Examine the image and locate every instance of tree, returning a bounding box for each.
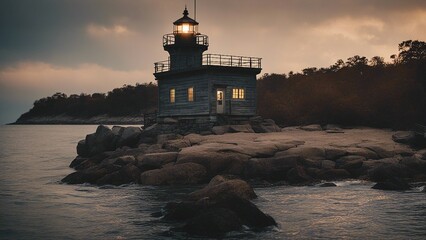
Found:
[330,59,345,72]
[370,56,385,66]
[397,40,426,64]
[302,67,317,76]
[346,55,368,67]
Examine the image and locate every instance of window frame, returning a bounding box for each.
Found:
[232,87,245,100]
[187,87,194,102]
[169,88,175,103]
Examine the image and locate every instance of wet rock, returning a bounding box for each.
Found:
[61,167,108,184]
[188,177,257,201]
[178,207,242,237]
[392,131,416,144]
[287,166,313,184]
[399,157,426,172]
[372,177,411,191]
[243,155,299,180]
[325,148,347,160]
[166,194,276,237]
[69,156,88,169]
[346,147,379,159]
[85,125,116,156]
[335,156,365,170]
[136,152,178,170]
[140,163,207,185]
[368,164,412,182]
[317,168,351,180]
[321,160,336,169]
[96,164,141,185]
[76,140,89,157]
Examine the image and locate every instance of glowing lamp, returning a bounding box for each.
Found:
[173,7,198,35]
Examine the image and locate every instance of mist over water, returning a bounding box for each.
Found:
[0,125,425,239]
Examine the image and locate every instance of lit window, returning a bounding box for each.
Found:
[188,87,194,102]
[170,88,175,103]
[232,88,245,99]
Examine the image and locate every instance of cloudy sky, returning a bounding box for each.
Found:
[1,0,425,124]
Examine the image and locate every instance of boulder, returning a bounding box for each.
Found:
[417,149,426,160]
[367,164,412,182]
[317,168,351,180]
[243,155,300,180]
[69,156,88,169]
[162,139,191,151]
[140,163,207,185]
[321,160,336,169]
[228,124,255,133]
[165,195,276,237]
[61,167,108,184]
[76,140,89,157]
[372,177,411,191]
[300,124,322,131]
[324,124,344,133]
[335,156,365,170]
[183,133,205,146]
[117,127,142,147]
[156,133,182,145]
[178,208,242,237]
[176,145,250,176]
[85,125,116,156]
[250,118,281,133]
[96,164,141,185]
[276,146,325,160]
[399,156,426,172]
[392,131,416,144]
[136,152,178,170]
[346,147,379,159]
[211,125,230,135]
[287,166,314,184]
[324,148,347,160]
[188,178,257,201]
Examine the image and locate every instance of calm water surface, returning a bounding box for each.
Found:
[0,125,425,239]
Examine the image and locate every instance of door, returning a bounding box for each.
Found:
[216,89,224,114]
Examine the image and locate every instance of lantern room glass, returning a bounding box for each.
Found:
[174,24,198,34]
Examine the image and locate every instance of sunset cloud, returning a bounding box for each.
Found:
[86,23,133,38]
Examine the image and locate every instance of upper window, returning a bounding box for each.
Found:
[170,88,175,103]
[232,88,245,99]
[188,87,194,102]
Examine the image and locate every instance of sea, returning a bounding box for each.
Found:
[0,125,425,240]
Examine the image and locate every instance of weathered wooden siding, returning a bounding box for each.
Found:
[209,72,257,116]
[158,75,210,117]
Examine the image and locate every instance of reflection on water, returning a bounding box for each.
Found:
[0,125,425,239]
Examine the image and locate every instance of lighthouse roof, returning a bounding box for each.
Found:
[173,7,199,25]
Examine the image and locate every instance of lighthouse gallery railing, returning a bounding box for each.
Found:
[154,54,262,73]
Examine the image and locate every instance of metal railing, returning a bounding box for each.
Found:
[202,54,261,69]
[163,34,209,47]
[154,54,261,73]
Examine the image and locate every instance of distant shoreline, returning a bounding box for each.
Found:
[12,114,144,125]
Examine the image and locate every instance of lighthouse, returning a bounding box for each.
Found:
[154,7,262,128]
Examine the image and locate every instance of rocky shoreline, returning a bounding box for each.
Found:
[13,114,144,125]
[61,120,426,237]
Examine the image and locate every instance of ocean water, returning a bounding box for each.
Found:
[0,125,425,240]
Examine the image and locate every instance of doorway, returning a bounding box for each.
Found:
[216,89,224,114]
